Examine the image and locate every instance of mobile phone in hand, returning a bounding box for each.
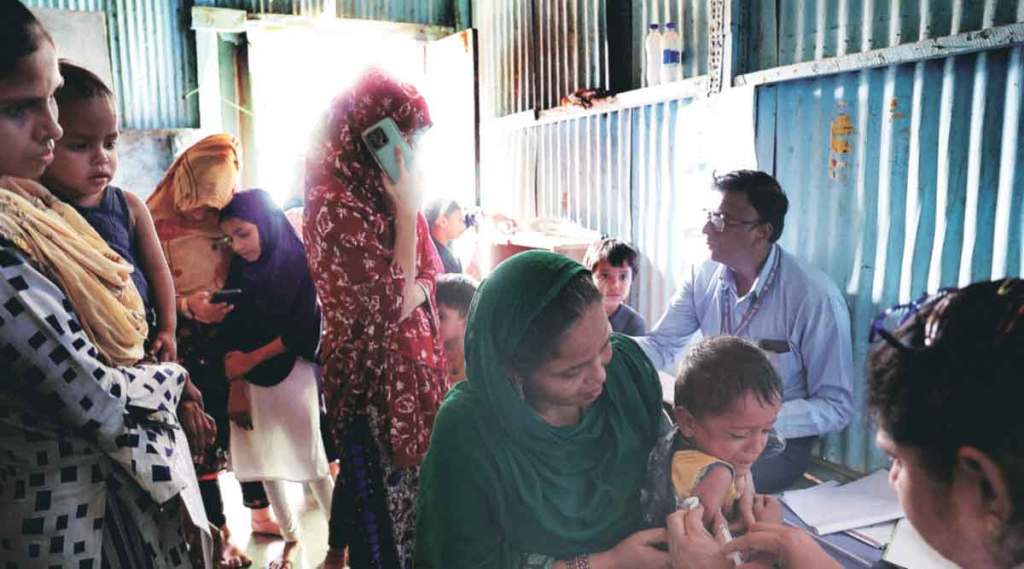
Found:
[210,289,243,304]
[361,117,414,183]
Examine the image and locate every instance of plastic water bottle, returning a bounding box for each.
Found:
[661,22,682,84]
[644,24,662,87]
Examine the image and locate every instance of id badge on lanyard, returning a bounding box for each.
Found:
[721,248,782,337]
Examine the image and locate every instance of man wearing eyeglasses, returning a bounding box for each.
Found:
[636,170,854,493]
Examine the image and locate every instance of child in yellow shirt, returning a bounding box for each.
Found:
[643,336,785,532]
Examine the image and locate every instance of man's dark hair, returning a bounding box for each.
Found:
[507,273,602,380]
[0,0,52,78]
[436,273,479,318]
[868,278,1024,550]
[582,238,640,278]
[424,198,461,229]
[712,170,789,243]
[55,61,113,106]
[675,336,782,417]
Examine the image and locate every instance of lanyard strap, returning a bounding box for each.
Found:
[722,247,782,337]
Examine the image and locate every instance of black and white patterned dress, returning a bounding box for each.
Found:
[0,241,210,568]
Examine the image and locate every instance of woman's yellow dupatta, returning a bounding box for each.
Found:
[0,177,147,366]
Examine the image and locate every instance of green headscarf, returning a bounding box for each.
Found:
[416,251,663,568]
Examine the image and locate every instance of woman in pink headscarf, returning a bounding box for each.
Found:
[304,68,447,568]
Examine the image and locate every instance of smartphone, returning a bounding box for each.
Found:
[210,289,243,304]
[361,117,414,183]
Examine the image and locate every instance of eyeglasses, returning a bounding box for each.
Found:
[869,288,956,351]
[704,209,762,233]
[869,279,1024,352]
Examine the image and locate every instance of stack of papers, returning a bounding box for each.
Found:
[781,470,960,568]
[781,470,904,535]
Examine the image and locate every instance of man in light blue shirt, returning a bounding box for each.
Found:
[637,170,854,493]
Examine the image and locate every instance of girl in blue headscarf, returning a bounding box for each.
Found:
[219,188,334,569]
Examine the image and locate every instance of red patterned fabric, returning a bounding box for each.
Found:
[304,68,447,468]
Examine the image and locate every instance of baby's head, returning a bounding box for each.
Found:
[582,238,639,316]
[41,61,118,203]
[436,273,478,350]
[674,336,783,475]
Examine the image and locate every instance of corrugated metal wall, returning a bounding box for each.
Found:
[534,110,633,239]
[629,98,714,325]
[194,0,458,25]
[25,0,198,129]
[475,0,536,117]
[761,0,1024,69]
[474,0,709,117]
[761,45,1024,471]
[474,0,612,117]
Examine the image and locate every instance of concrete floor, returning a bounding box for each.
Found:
[219,473,333,569]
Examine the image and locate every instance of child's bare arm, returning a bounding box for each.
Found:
[690,465,734,528]
[126,191,177,360]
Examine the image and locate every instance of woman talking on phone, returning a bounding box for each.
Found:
[304,68,447,569]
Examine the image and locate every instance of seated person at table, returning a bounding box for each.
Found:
[436,273,478,385]
[583,238,646,335]
[644,336,783,532]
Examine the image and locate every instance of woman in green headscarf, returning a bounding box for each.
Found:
[417,251,670,568]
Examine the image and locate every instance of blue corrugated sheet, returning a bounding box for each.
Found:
[760,45,1024,471]
[193,0,456,24]
[474,0,611,117]
[534,110,633,240]
[25,0,198,129]
[758,0,1024,69]
[475,0,535,117]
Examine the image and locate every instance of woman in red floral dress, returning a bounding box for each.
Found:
[304,68,448,569]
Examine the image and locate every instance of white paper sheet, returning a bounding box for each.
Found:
[883,518,959,569]
[780,470,904,535]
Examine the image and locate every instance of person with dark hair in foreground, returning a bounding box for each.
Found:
[668,278,1024,569]
[637,170,854,493]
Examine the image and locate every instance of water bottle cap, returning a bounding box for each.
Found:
[649,23,659,29]
[665,22,677,29]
